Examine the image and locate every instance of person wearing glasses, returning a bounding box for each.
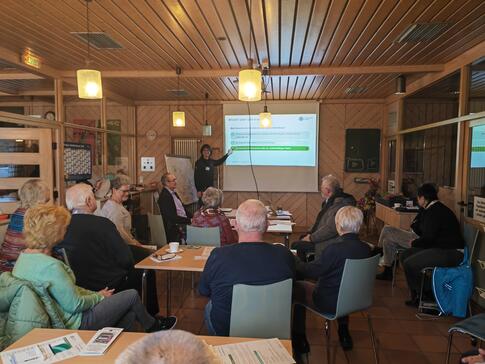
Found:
[157,173,192,242]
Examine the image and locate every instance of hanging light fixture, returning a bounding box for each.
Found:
[259,72,272,128]
[202,92,212,136]
[395,75,406,95]
[77,0,102,99]
[172,67,185,127]
[238,0,261,102]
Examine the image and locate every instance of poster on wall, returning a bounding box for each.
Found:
[473,196,485,223]
[71,119,102,166]
[64,142,92,181]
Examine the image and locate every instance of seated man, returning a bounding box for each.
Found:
[292,175,355,259]
[58,183,176,328]
[292,206,371,354]
[157,173,192,242]
[198,199,295,336]
[399,183,464,306]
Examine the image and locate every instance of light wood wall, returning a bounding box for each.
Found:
[136,101,386,229]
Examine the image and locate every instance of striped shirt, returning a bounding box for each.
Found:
[0,208,27,272]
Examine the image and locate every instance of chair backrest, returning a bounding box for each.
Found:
[186,225,221,247]
[152,193,161,215]
[147,213,167,248]
[229,278,292,339]
[334,254,380,318]
[463,223,479,264]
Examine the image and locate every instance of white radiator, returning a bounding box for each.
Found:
[172,138,199,166]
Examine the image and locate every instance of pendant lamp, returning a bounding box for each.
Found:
[395,75,406,95]
[172,67,185,127]
[259,77,272,128]
[202,92,212,136]
[77,0,102,99]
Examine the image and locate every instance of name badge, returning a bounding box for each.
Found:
[205,166,210,171]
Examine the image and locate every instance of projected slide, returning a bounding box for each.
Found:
[225,114,317,166]
[471,124,485,168]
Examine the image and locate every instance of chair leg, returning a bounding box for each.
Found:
[324,320,331,364]
[367,313,379,364]
[445,331,454,364]
[392,251,399,289]
[418,271,427,313]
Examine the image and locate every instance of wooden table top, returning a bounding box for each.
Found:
[3,328,292,363]
[134,244,211,272]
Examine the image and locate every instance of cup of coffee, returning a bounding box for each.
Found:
[168,242,179,253]
[406,200,413,208]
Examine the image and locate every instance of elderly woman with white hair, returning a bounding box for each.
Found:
[0,179,50,272]
[191,187,237,246]
[292,206,371,357]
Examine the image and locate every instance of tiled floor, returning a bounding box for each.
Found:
[154,234,475,364]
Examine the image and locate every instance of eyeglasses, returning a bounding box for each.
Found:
[167,179,177,183]
[118,189,130,193]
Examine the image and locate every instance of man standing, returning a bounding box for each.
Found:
[293,175,356,259]
[199,199,295,336]
[158,173,192,242]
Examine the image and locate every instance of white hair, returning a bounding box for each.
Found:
[321,175,340,193]
[202,187,223,208]
[65,183,94,210]
[236,199,267,233]
[335,206,363,235]
[115,330,221,364]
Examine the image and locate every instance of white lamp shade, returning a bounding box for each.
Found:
[76,69,103,99]
[238,69,262,102]
[259,111,272,128]
[173,111,186,127]
[202,124,212,136]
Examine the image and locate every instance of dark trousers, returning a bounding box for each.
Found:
[292,240,315,261]
[400,248,463,293]
[292,280,348,336]
[113,245,160,316]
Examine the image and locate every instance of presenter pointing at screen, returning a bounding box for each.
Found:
[194,144,232,202]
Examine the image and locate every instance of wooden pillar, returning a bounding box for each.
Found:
[395,99,404,195]
[101,96,108,177]
[54,79,65,206]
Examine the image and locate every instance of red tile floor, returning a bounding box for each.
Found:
[153,234,476,364]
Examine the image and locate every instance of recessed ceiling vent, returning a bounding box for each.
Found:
[167,89,189,97]
[345,86,367,95]
[395,23,450,43]
[71,32,122,49]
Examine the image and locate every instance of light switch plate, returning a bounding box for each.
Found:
[141,157,155,171]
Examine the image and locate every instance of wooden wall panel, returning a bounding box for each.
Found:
[136,101,386,228]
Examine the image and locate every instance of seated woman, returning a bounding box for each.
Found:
[399,183,464,307]
[191,187,237,246]
[12,204,175,332]
[292,206,371,355]
[0,179,50,272]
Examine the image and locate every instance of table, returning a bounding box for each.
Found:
[135,244,210,315]
[3,328,293,363]
[375,202,418,230]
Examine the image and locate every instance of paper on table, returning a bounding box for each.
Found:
[0,333,86,364]
[81,327,123,356]
[195,246,215,260]
[269,220,294,226]
[149,255,182,263]
[213,338,295,364]
[267,224,292,233]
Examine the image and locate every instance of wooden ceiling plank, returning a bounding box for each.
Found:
[161,0,223,68]
[286,76,298,99]
[320,0,366,66]
[248,0,270,67]
[318,74,342,99]
[0,71,44,80]
[299,0,331,65]
[331,0,393,66]
[289,0,314,66]
[279,0,296,67]
[375,0,474,66]
[292,75,307,99]
[262,0,279,67]
[355,0,434,66]
[310,0,348,65]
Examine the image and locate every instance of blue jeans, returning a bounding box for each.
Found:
[204,301,217,336]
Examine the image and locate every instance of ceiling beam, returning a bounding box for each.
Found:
[59,64,444,79]
[0,70,44,80]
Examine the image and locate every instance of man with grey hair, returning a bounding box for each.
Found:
[292,206,371,355]
[59,183,177,329]
[292,175,356,260]
[198,199,295,336]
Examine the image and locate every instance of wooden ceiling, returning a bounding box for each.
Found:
[0,0,484,101]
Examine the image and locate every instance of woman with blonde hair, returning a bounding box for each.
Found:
[0,179,50,272]
[12,204,174,332]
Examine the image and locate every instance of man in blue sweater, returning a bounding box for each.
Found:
[198,199,295,336]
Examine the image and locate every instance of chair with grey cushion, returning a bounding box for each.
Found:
[147,213,167,248]
[229,278,293,339]
[445,313,485,364]
[299,255,380,364]
[186,226,221,247]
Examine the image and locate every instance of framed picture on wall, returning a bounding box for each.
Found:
[71,119,102,166]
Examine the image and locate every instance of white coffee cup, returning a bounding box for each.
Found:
[169,242,180,253]
[406,200,413,208]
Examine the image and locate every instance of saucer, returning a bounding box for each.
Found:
[165,248,184,254]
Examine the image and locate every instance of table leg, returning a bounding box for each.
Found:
[141,269,147,306]
[166,271,172,316]
[284,233,290,248]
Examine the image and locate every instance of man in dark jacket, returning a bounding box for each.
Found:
[157,173,192,242]
[292,206,371,355]
[194,144,232,203]
[292,175,356,259]
[399,183,464,306]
